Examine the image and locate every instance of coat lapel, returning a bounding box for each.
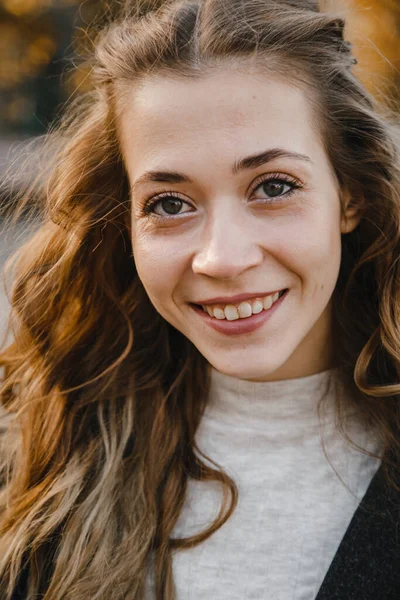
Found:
[315,462,400,599]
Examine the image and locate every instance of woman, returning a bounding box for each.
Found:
[0,0,399,598]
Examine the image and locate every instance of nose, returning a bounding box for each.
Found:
[192,207,264,280]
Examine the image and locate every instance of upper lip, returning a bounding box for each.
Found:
[194,289,287,306]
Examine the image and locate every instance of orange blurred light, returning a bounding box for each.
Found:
[3,0,52,17]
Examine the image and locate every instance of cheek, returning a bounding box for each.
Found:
[270,207,342,295]
[292,217,342,296]
[131,232,185,310]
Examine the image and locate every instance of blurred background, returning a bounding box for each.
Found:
[0,0,120,334]
[0,0,399,326]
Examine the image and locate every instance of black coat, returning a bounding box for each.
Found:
[316,462,400,600]
[10,462,400,599]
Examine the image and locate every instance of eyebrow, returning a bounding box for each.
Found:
[131,148,313,191]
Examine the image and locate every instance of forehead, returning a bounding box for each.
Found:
[118,68,323,174]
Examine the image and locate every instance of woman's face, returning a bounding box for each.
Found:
[119,67,360,382]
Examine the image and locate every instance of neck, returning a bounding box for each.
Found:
[204,366,359,434]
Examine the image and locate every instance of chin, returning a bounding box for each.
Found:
[207,355,286,382]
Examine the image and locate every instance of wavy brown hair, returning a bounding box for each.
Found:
[0,0,400,598]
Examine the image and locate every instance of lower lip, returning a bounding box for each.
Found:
[190,290,288,336]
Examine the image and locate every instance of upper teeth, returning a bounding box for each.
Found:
[202,291,283,321]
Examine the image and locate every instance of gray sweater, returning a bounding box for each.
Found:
[145,367,382,599]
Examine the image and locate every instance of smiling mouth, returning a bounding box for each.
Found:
[191,289,288,321]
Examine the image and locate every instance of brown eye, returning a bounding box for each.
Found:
[141,191,194,219]
[251,175,301,203]
[262,180,290,197]
[156,198,183,215]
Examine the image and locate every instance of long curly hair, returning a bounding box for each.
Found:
[0,0,400,598]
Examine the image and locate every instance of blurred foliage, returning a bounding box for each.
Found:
[0,0,116,135]
[0,0,399,137]
[323,0,400,110]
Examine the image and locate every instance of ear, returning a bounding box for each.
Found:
[340,188,364,234]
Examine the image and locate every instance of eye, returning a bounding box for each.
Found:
[251,174,302,202]
[141,191,193,217]
[257,180,291,197]
[140,173,303,219]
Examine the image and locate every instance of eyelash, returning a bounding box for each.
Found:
[140,172,303,219]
